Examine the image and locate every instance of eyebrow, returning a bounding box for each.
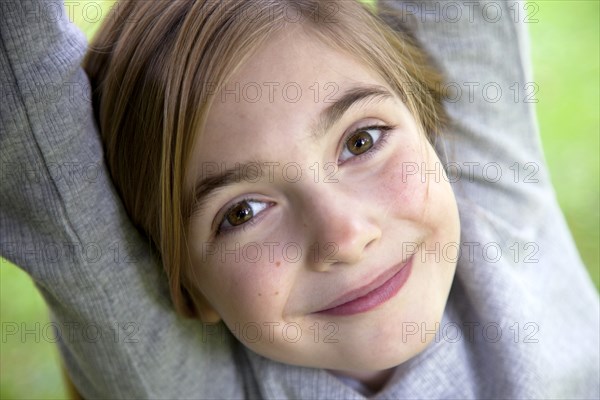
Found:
[311,84,394,138]
[191,162,264,216]
[191,84,394,214]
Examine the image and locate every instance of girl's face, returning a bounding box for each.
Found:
[185,28,460,381]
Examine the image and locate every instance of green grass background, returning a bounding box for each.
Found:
[1,1,598,398]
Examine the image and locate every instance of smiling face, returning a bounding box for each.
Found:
[184,26,460,381]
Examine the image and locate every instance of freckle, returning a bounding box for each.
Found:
[258,293,262,296]
[275,261,281,267]
[275,291,279,295]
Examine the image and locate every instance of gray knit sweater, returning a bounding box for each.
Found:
[1,0,598,398]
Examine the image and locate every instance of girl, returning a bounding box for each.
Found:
[83,0,459,390]
[1,0,598,398]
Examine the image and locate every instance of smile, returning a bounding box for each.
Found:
[314,255,414,317]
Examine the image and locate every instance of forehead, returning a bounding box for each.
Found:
[189,27,391,175]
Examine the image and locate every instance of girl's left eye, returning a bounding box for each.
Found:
[339,125,392,163]
[217,199,270,234]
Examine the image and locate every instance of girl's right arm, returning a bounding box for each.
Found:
[0,1,242,397]
[379,1,599,398]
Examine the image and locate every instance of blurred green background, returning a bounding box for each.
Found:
[1,1,598,398]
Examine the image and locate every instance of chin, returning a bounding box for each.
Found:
[356,331,434,371]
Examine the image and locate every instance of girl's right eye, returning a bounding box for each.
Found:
[217,199,270,234]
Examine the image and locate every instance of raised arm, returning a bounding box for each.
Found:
[378,1,599,398]
[0,1,241,397]
[379,0,552,222]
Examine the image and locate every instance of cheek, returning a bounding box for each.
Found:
[372,138,459,244]
[195,243,296,322]
[373,140,431,220]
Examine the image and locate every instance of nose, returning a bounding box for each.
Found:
[298,183,382,271]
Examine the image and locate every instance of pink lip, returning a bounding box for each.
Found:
[314,255,414,316]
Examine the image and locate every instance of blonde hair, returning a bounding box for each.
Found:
[84,0,446,319]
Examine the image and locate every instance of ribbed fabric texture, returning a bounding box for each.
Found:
[1,1,598,398]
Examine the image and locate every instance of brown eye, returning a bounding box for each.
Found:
[339,126,389,163]
[226,201,253,226]
[218,199,270,234]
[346,130,374,155]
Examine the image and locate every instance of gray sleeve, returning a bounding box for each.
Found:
[0,1,242,398]
[381,1,599,398]
[381,0,553,223]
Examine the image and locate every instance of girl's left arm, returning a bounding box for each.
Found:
[0,1,242,397]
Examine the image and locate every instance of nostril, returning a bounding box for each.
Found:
[308,241,338,265]
[365,237,378,250]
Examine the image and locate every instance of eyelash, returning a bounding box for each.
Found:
[213,123,395,237]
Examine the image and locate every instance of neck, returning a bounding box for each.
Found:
[328,367,396,393]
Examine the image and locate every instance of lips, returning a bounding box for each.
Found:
[314,254,415,316]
